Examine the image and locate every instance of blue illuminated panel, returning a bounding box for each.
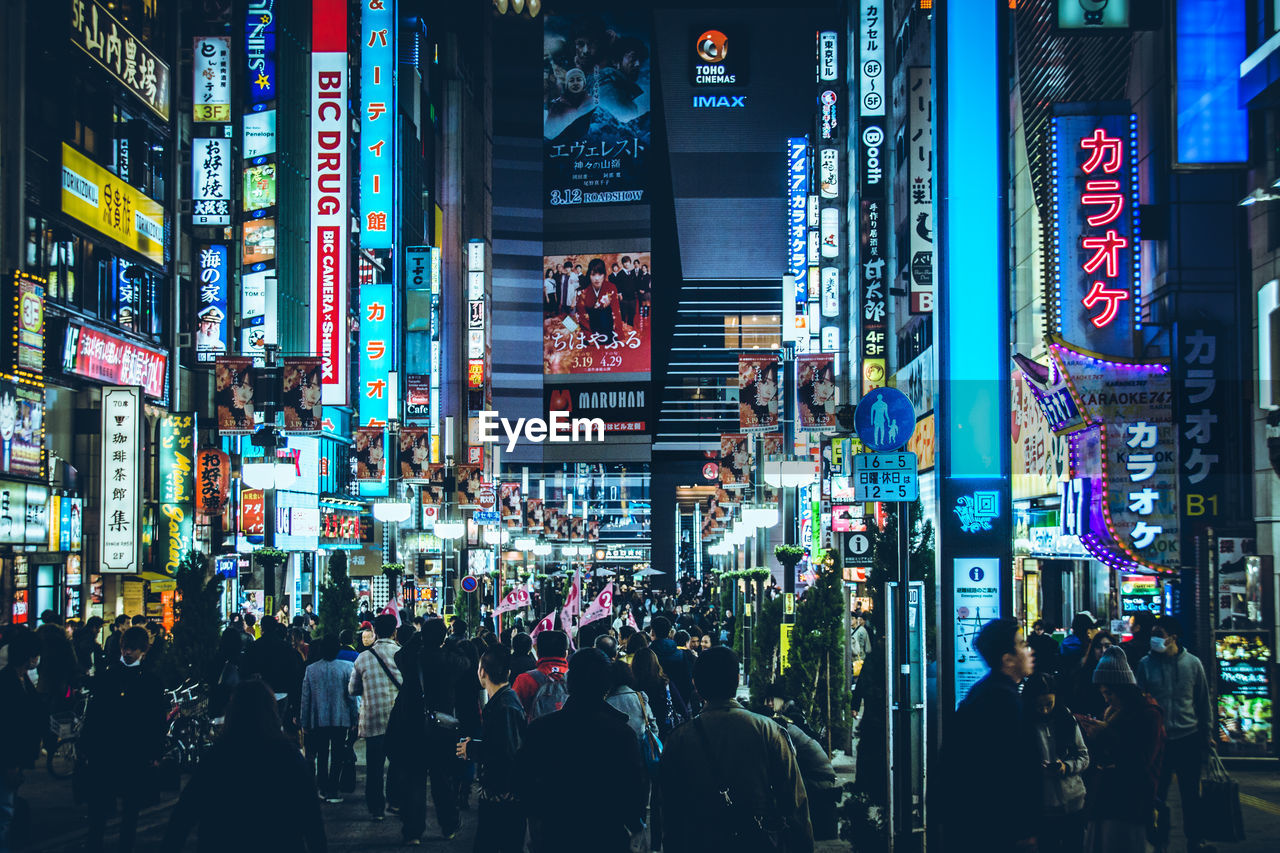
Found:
[1176,0,1247,165]
[941,1,1002,478]
[360,0,396,249]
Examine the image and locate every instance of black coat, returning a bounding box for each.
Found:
[469,685,526,797]
[241,636,305,716]
[80,662,168,770]
[517,696,647,853]
[163,736,326,852]
[0,665,44,770]
[509,651,537,677]
[943,673,1040,849]
[651,638,694,713]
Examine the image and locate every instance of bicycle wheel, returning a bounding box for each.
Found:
[47,738,77,779]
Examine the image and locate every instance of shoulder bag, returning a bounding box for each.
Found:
[692,717,787,852]
[638,692,663,777]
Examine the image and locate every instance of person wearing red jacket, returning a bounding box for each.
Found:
[512,630,569,717]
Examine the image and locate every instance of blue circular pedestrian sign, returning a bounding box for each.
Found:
[854,387,916,452]
[460,575,479,594]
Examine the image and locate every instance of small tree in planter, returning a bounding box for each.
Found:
[381,562,406,606]
[156,551,223,686]
[317,550,358,639]
[253,546,289,611]
[784,550,852,754]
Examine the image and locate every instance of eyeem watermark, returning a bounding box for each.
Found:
[477,410,605,452]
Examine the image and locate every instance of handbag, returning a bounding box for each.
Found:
[1199,750,1246,842]
[638,693,663,776]
[338,743,358,793]
[692,718,786,852]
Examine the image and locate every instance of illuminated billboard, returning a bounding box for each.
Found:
[61,144,164,265]
[544,251,650,375]
[544,14,650,206]
[360,0,395,248]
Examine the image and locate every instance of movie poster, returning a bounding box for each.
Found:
[525,497,545,533]
[214,357,256,435]
[281,357,322,434]
[416,464,447,502]
[397,428,431,482]
[544,251,651,375]
[543,13,650,206]
[739,354,780,432]
[588,514,601,541]
[353,428,385,481]
[455,465,483,506]
[500,483,522,528]
[702,493,726,538]
[720,434,751,489]
[796,353,837,430]
[546,506,564,540]
[761,433,783,505]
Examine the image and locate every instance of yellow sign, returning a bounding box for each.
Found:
[61,143,165,265]
[784,592,795,615]
[780,623,794,672]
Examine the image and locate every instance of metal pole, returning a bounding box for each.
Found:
[891,501,913,849]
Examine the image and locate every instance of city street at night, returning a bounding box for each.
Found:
[1,1,1279,852]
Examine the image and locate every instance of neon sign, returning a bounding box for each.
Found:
[360,0,395,249]
[1051,112,1140,358]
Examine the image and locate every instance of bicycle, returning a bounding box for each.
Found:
[47,687,90,779]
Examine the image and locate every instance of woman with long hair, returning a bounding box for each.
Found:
[1068,630,1114,721]
[630,647,688,739]
[163,680,326,851]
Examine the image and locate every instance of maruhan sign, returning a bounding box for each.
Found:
[477,410,606,452]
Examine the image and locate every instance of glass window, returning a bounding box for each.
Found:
[723,315,740,349]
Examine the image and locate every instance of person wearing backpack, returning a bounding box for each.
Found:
[512,629,570,722]
[517,649,648,853]
[347,614,400,820]
[660,646,813,853]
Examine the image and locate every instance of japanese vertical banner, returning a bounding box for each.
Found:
[797,353,838,430]
[100,387,142,572]
[311,0,349,404]
[281,357,323,434]
[1051,112,1140,358]
[739,354,780,432]
[158,413,196,576]
[196,447,231,515]
[720,434,751,490]
[215,357,257,435]
[908,67,933,315]
[360,283,395,427]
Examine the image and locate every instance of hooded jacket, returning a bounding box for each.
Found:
[1136,646,1211,741]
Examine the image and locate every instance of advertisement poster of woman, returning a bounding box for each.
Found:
[719,434,751,489]
[455,465,484,506]
[398,429,432,482]
[738,354,780,432]
[796,353,838,430]
[500,483,523,528]
[353,428,386,481]
[525,498,545,533]
[214,357,256,435]
[543,251,651,375]
[281,357,323,434]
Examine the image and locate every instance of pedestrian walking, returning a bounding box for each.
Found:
[511,629,569,722]
[1136,616,1215,852]
[348,614,401,820]
[0,631,44,852]
[1076,647,1166,853]
[457,645,527,852]
[300,635,357,803]
[162,680,326,852]
[1022,673,1089,853]
[763,683,838,841]
[942,617,1039,853]
[649,616,696,714]
[1066,630,1114,721]
[660,646,814,853]
[508,632,537,677]
[518,649,648,853]
[1028,619,1060,676]
[81,627,168,853]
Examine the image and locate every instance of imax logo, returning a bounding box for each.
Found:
[693,95,746,108]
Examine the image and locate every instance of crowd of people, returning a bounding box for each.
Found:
[947,611,1217,853]
[0,580,838,853]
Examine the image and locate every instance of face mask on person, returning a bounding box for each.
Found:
[1149,636,1166,654]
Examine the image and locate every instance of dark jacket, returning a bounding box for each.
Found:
[660,699,814,853]
[1083,694,1165,824]
[944,673,1040,849]
[163,736,326,852]
[650,638,694,711]
[469,686,526,798]
[1028,631,1059,676]
[0,665,44,771]
[241,635,305,717]
[518,696,647,853]
[1056,633,1088,676]
[80,662,168,771]
[775,714,837,792]
[509,651,537,677]
[35,623,79,700]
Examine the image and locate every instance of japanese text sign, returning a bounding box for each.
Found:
[360,0,395,249]
[1051,112,1140,357]
[360,283,395,428]
[61,143,164,265]
[71,0,170,120]
[193,37,231,122]
[192,138,232,226]
[158,413,195,576]
[195,245,229,362]
[99,386,141,572]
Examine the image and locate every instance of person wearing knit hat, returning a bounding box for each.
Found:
[1078,646,1167,853]
[1091,645,1137,686]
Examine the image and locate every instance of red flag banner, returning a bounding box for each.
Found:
[581,581,614,626]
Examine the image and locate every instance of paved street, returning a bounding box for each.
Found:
[11,745,1278,851]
